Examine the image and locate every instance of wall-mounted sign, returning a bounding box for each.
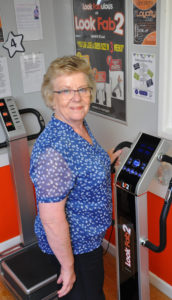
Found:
[0,57,11,97]
[73,0,126,122]
[20,53,45,93]
[132,53,155,103]
[133,0,157,45]
[3,31,25,58]
[14,0,43,41]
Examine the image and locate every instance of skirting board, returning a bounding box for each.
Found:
[0,236,21,253]
[102,239,172,299]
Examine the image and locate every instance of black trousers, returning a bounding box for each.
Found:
[49,246,105,300]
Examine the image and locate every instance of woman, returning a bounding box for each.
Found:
[30,55,121,299]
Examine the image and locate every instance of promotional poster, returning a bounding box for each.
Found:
[73,0,126,122]
[133,0,157,45]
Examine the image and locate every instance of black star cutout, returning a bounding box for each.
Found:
[3,31,25,58]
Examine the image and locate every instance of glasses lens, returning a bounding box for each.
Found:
[78,87,91,97]
[54,87,92,99]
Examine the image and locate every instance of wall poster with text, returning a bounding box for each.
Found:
[133,0,157,45]
[73,0,126,122]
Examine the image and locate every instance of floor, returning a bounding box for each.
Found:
[0,252,171,300]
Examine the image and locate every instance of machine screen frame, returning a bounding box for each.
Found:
[117,133,161,193]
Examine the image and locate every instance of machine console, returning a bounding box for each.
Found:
[117,133,161,193]
[0,97,26,141]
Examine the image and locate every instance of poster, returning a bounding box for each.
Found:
[0,57,11,98]
[73,0,126,122]
[14,0,43,41]
[133,0,157,45]
[132,53,155,103]
[0,16,4,42]
[20,53,45,93]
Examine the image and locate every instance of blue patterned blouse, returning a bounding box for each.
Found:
[30,115,112,255]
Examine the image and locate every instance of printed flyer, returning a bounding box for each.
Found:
[133,0,157,45]
[73,0,126,122]
[132,53,155,103]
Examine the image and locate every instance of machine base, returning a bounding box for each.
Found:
[1,244,58,300]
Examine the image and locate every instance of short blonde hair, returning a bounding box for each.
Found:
[41,55,96,109]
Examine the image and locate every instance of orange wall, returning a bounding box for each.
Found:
[1,167,172,285]
[147,191,172,286]
[0,165,19,242]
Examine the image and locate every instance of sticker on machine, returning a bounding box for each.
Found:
[118,216,137,279]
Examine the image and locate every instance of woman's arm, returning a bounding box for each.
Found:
[39,198,76,298]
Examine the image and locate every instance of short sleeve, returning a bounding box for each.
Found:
[30,147,75,202]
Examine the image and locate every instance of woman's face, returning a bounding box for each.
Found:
[52,72,91,127]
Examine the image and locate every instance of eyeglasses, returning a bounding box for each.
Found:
[53,87,92,100]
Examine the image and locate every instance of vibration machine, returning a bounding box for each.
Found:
[113,132,172,300]
[0,97,58,300]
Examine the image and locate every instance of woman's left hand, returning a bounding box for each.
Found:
[107,148,122,166]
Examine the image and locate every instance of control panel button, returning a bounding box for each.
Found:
[127,157,133,165]
[132,159,141,168]
[141,163,146,170]
[2,112,8,117]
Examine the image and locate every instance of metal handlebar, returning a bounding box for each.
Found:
[142,155,172,253]
[111,141,132,173]
[0,141,8,149]
[19,108,45,141]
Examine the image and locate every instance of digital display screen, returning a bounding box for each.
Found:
[117,133,161,193]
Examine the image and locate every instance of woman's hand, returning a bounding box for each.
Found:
[107,148,122,166]
[57,265,76,298]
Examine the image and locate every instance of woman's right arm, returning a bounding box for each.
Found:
[39,198,76,298]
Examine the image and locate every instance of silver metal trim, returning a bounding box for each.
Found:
[135,193,150,300]
[41,291,58,300]
[114,184,120,300]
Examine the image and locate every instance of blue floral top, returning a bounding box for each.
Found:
[30,115,112,255]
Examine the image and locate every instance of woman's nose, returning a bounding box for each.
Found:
[72,90,81,101]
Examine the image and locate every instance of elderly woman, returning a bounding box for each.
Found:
[30,55,121,299]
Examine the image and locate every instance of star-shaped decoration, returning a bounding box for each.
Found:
[3,31,25,58]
